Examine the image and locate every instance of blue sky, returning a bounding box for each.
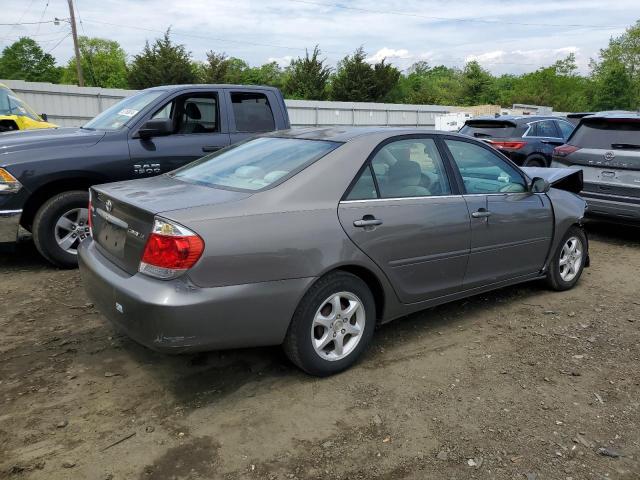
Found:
[1,0,638,75]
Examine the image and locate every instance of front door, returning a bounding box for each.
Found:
[128,90,230,177]
[443,137,554,289]
[338,136,470,304]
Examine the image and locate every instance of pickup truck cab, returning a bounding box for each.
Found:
[0,84,290,266]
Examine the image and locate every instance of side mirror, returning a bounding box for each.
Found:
[137,118,173,139]
[530,177,550,193]
[40,113,48,122]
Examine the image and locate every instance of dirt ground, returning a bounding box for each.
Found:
[0,222,638,480]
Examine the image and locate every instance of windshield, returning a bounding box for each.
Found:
[83,90,165,130]
[172,137,341,191]
[0,86,41,120]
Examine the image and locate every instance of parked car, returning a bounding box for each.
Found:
[0,82,56,132]
[0,84,290,266]
[459,115,575,167]
[79,127,589,376]
[551,112,640,223]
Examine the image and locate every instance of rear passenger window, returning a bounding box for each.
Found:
[346,166,377,200]
[231,92,275,132]
[346,138,451,200]
[534,120,559,137]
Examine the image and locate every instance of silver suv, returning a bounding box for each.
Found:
[552,112,640,223]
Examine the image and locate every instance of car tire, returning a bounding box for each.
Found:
[545,225,587,291]
[524,155,547,167]
[283,271,376,376]
[33,190,90,268]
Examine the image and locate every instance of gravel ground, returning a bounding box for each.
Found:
[0,221,638,480]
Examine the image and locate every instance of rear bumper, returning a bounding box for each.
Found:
[582,192,640,222]
[78,240,315,353]
[0,209,21,243]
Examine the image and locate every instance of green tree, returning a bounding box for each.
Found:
[591,58,635,110]
[61,36,127,88]
[591,21,640,108]
[127,29,197,89]
[461,60,496,105]
[330,47,376,101]
[398,63,463,105]
[283,46,331,99]
[0,37,61,82]
[331,47,400,102]
[199,51,233,83]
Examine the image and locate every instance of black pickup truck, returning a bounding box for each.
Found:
[0,84,290,266]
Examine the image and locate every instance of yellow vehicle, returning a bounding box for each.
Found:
[0,83,56,132]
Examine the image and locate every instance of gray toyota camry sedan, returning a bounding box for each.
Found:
[79,128,589,376]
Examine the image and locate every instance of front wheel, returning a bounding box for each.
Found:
[545,226,587,291]
[32,190,90,268]
[283,272,376,376]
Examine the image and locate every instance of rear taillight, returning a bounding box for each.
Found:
[553,144,580,157]
[139,218,204,280]
[487,140,527,150]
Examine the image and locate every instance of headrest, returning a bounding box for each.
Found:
[185,102,202,120]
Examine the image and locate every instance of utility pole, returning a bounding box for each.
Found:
[67,0,84,87]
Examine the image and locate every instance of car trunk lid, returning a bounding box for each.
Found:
[90,174,251,275]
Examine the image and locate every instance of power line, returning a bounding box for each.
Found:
[81,19,354,56]
[35,0,51,35]
[0,19,57,26]
[287,0,629,30]
[46,33,71,53]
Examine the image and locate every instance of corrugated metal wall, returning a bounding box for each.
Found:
[2,79,452,128]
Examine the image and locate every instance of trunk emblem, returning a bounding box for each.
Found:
[105,199,113,212]
[604,151,615,161]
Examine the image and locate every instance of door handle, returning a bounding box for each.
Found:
[353,216,383,227]
[202,146,221,152]
[471,209,491,218]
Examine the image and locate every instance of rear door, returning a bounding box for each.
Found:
[525,119,565,152]
[338,136,470,303]
[442,137,553,288]
[128,89,230,176]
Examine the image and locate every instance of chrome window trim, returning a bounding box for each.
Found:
[340,194,463,204]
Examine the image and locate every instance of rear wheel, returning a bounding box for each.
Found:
[545,226,587,291]
[32,190,90,268]
[524,155,547,167]
[283,272,376,376]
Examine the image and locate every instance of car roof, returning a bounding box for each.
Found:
[579,111,640,121]
[262,127,469,143]
[145,84,282,92]
[466,115,560,124]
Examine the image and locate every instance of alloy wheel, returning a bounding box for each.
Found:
[54,208,90,255]
[311,291,366,361]
[559,236,583,282]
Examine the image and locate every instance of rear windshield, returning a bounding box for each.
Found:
[172,137,340,191]
[570,119,640,149]
[459,122,518,138]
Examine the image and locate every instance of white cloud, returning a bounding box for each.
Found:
[267,55,294,67]
[366,48,411,64]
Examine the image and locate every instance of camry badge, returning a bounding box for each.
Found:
[105,199,113,213]
[604,151,615,161]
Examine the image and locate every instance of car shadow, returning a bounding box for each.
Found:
[112,279,551,411]
[0,239,60,271]
[585,219,640,247]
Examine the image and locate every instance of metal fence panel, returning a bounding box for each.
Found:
[2,79,453,128]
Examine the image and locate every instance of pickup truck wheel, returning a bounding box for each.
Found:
[33,190,90,268]
[283,272,375,376]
